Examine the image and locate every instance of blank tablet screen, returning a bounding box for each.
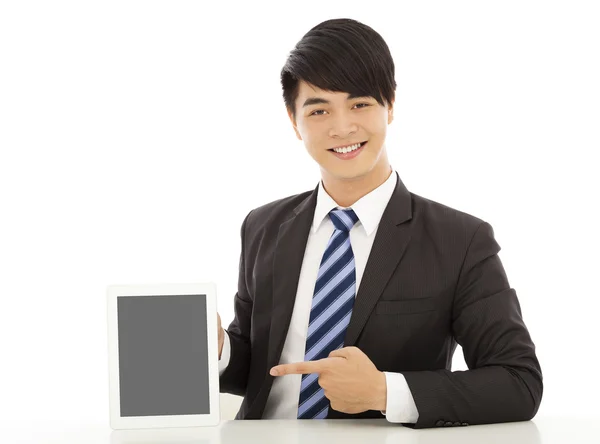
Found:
[117,294,211,417]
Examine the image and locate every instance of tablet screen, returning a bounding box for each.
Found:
[117,294,211,417]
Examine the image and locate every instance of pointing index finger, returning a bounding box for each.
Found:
[270,359,327,376]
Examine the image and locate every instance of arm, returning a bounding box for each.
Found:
[401,222,543,428]
[219,210,254,397]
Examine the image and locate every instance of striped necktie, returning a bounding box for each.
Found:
[297,208,359,419]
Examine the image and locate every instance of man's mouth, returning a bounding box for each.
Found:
[328,141,367,154]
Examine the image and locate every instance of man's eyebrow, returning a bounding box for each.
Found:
[301,93,372,108]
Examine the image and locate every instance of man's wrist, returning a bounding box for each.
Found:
[372,371,387,411]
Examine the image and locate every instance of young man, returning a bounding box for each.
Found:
[216,18,542,429]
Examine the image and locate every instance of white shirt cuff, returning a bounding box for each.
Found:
[218,330,231,375]
[380,372,419,423]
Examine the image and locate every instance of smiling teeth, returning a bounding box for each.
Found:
[332,143,362,153]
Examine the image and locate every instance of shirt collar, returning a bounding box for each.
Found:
[312,168,398,236]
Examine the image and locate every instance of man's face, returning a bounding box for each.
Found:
[288,80,394,181]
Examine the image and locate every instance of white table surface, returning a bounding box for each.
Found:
[4,417,599,444]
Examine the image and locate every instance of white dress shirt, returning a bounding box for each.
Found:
[219,168,419,423]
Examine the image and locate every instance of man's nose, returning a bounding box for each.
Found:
[329,111,358,138]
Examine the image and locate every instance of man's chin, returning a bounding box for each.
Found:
[322,166,371,182]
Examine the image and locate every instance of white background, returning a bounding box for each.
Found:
[1,0,599,432]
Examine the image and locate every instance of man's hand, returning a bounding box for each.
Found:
[217,312,224,359]
[269,346,387,414]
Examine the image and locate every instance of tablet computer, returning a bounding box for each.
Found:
[107,282,220,429]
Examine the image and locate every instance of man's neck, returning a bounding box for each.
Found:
[321,164,392,208]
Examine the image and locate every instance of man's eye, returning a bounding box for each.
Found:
[310,103,370,116]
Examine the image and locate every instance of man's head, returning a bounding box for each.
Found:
[281,18,396,183]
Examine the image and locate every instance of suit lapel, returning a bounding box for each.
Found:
[344,174,413,345]
[267,186,318,369]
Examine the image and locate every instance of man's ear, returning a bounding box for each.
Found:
[287,108,302,141]
[387,99,395,125]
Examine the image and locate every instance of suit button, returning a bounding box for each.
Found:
[444,421,453,427]
[461,422,469,426]
[453,421,461,426]
[435,420,444,427]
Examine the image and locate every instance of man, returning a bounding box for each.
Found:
[216,18,542,429]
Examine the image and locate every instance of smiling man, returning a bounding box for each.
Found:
[216,18,543,429]
[290,84,393,208]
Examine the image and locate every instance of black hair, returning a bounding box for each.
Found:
[281,18,397,120]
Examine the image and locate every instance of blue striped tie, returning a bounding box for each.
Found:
[297,208,359,419]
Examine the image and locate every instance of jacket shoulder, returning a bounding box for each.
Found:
[410,192,487,235]
[244,189,314,233]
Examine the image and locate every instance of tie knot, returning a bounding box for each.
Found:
[329,208,359,232]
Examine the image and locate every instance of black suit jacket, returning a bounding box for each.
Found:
[219,172,543,428]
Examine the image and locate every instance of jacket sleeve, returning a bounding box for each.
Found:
[401,221,543,429]
[219,210,254,396]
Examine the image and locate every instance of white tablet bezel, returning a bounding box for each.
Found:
[107,282,220,429]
